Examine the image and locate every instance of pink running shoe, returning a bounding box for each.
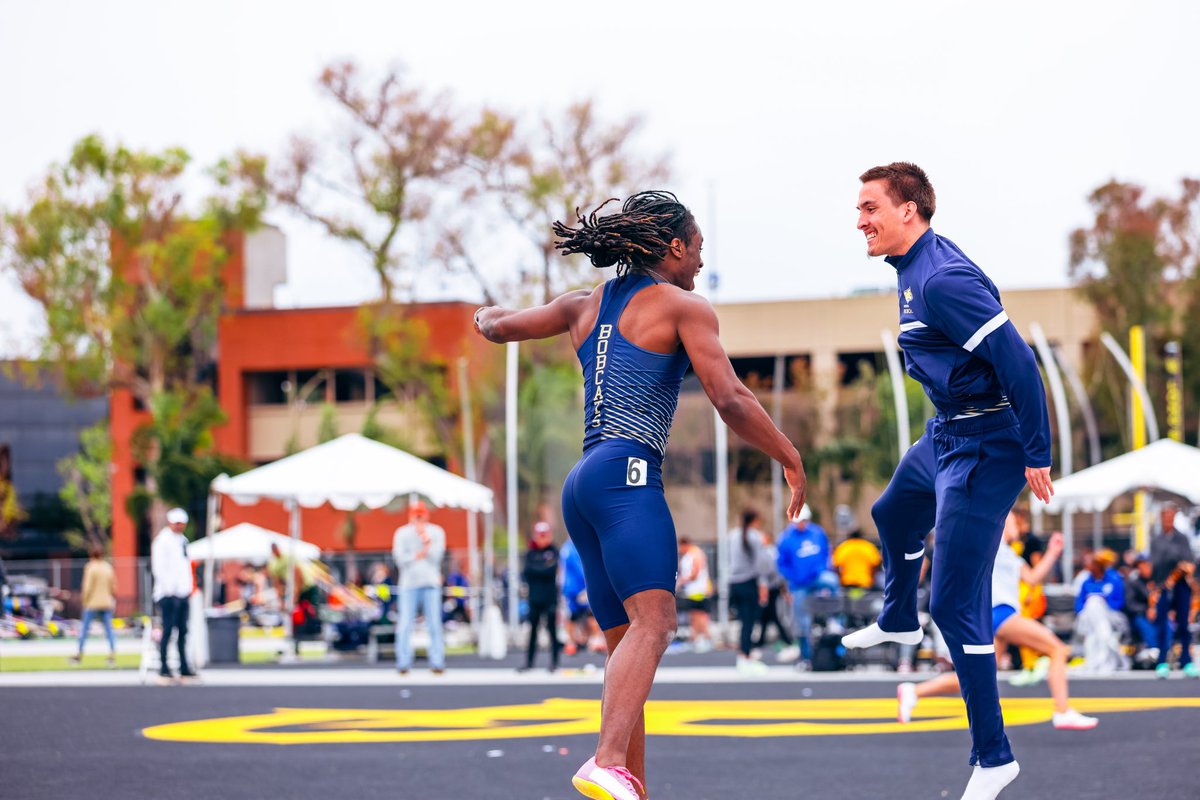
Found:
[572,757,645,800]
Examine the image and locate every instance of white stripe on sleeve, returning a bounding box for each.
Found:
[962,311,1009,353]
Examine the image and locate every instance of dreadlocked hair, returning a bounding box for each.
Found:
[552,190,697,276]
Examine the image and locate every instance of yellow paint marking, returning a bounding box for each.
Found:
[142,696,1200,745]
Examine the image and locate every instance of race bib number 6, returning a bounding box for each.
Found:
[626,457,647,487]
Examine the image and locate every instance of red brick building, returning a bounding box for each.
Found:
[109,228,497,606]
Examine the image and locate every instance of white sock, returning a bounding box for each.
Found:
[842,623,922,649]
[960,761,1020,800]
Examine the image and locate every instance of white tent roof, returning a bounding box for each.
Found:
[186,523,321,563]
[1045,439,1200,513]
[210,433,494,513]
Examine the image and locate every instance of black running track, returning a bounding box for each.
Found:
[2,678,1197,799]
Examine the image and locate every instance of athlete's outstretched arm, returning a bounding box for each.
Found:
[676,295,806,517]
[1020,532,1063,587]
[474,290,591,343]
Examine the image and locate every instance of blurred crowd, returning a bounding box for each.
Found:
[10,496,1196,681]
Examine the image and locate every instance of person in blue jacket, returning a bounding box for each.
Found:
[1074,549,1124,614]
[842,163,1055,800]
[776,504,831,668]
[560,538,598,654]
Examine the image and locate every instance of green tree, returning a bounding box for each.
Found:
[1069,178,1200,448]
[126,390,249,529]
[233,61,478,462]
[57,421,113,550]
[317,402,340,443]
[513,342,582,520]
[0,135,264,534]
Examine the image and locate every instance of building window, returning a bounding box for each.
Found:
[246,371,290,405]
[334,370,368,403]
[838,352,884,386]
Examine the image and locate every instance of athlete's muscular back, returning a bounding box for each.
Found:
[563,282,695,355]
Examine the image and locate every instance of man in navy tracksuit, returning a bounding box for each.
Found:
[843,163,1054,800]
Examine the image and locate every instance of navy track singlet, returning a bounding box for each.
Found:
[577,274,691,458]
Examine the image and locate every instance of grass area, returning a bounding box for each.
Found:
[0,653,142,672]
[0,648,321,672]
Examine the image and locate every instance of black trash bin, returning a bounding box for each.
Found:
[206,614,240,664]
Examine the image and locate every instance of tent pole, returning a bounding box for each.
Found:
[770,354,785,536]
[483,510,495,610]
[203,491,218,611]
[882,329,912,463]
[715,407,730,629]
[458,357,481,630]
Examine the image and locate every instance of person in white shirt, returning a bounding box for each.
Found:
[392,500,446,674]
[151,507,195,678]
[897,510,1097,731]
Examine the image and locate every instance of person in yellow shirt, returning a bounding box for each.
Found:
[833,530,882,590]
[70,545,117,666]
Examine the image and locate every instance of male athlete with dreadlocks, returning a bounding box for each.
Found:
[844,163,1054,800]
[475,191,806,800]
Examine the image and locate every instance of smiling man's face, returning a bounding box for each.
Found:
[857,179,916,257]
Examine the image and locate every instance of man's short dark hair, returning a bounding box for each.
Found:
[860,162,936,221]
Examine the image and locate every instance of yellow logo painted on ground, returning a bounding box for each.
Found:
[141,696,1200,745]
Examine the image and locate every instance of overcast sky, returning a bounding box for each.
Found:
[2,1,1198,355]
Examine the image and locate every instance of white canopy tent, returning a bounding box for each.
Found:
[1040,439,1200,569]
[206,433,496,642]
[1044,439,1200,514]
[186,522,320,563]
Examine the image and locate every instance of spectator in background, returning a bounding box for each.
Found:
[1011,508,1044,568]
[1124,556,1157,655]
[70,545,117,666]
[561,538,601,655]
[833,529,882,591]
[444,555,471,625]
[776,504,830,669]
[754,528,797,660]
[1150,503,1197,678]
[520,521,561,672]
[1073,549,1127,674]
[728,508,769,673]
[1071,550,1094,593]
[676,536,713,653]
[151,508,196,680]
[1075,549,1124,614]
[268,542,321,631]
[392,500,446,675]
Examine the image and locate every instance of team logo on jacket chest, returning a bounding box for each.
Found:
[902,287,914,315]
[591,324,613,427]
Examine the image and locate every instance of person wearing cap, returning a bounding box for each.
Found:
[776,504,831,669]
[151,508,196,679]
[392,501,446,675]
[521,521,562,672]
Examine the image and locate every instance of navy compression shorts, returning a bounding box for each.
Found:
[561,439,678,630]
